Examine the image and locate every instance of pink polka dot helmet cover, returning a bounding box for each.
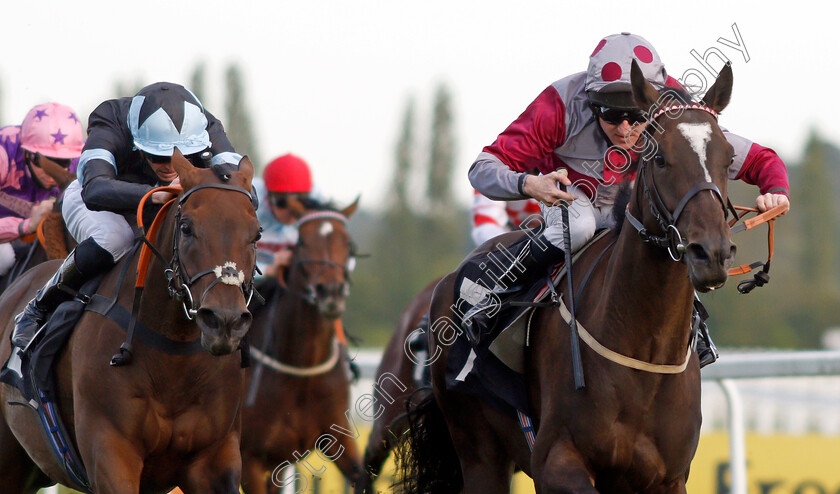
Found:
[585,32,668,95]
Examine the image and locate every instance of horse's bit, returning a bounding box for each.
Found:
[166,183,260,320]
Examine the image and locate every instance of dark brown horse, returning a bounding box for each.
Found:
[358,278,438,493]
[239,198,365,493]
[0,150,260,493]
[401,61,737,493]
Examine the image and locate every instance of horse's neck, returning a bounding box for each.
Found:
[266,276,336,366]
[599,206,695,359]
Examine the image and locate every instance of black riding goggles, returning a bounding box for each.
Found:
[593,105,648,125]
[143,150,210,166]
[269,193,309,209]
[27,152,71,169]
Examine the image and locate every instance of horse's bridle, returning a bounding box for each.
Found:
[165,183,260,320]
[625,104,727,262]
[289,211,355,307]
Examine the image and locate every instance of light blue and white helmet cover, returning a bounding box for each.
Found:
[128,82,211,156]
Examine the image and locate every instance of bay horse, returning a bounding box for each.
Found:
[400,61,737,493]
[239,197,365,493]
[0,150,260,493]
[358,278,438,493]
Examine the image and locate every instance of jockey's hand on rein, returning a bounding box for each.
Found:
[756,193,790,215]
[150,178,181,204]
[524,169,577,206]
[151,189,177,204]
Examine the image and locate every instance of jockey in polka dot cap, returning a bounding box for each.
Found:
[467,32,790,367]
[0,103,84,276]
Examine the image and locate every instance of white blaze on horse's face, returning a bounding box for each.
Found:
[677,122,713,183]
[319,222,334,237]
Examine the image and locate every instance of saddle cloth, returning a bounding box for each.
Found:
[444,229,612,416]
[0,275,106,492]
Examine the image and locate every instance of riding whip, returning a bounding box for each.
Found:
[559,181,585,389]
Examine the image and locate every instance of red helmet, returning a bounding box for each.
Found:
[20,103,85,159]
[263,154,312,193]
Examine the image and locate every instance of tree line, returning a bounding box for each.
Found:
[345,121,840,351]
[21,65,840,350]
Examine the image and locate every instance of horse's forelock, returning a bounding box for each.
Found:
[660,86,694,105]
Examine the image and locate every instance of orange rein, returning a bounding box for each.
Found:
[726,203,786,277]
[35,217,47,247]
[135,187,181,288]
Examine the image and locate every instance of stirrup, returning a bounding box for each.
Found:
[697,322,719,368]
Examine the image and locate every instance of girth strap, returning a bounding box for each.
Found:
[87,294,204,355]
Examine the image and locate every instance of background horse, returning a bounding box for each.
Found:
[239,198,365,493]
[0,158,77,295]
[358,277,438,493]
[0,150,260,493]
[400,61,737,493]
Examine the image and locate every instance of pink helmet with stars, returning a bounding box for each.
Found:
[20,102,85,159]
[585,33,668,110]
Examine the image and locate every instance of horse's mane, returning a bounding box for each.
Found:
[299,197,340,213]
[611,181,633,231]
[662,86,694,104]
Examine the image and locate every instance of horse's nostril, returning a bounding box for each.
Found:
[235,311,253,334]
[197,308,221,332]
[727,244,737,263]
[687,243,710,264]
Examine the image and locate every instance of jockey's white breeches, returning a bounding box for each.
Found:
[62,180,136,261]
[541,184,616,254]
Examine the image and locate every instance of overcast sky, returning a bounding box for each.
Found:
[2,0,831,209]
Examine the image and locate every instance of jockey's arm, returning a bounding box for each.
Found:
[79,161,154,213]
[76,100,154,213]
[724,132,791,215]
[0,144,55,240]
[468,86,574,205]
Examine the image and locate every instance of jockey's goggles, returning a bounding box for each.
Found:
[29,152,71,170]
[145,153,172,164]
[269,193,309,209]
[143,150,208,167]
[593,105,648,125]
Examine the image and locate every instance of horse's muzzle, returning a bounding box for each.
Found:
[197,306,253,355]
[315,282,347,320]
[685,238,736,292]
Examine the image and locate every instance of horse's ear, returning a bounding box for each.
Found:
[630,59,661,113]
[702,62,733,114]
[236,155,255,189]
[171,148,198,188]
[341,195,361,219]
[286,196,307,219]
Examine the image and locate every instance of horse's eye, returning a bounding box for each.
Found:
[653,154,666,168]
[180,222,193,236]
